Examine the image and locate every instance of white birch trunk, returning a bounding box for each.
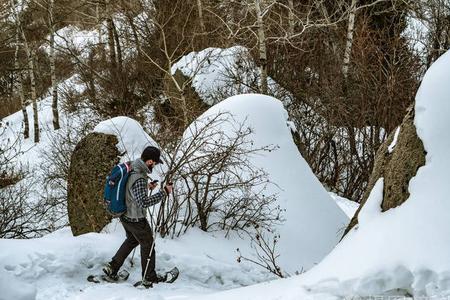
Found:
[96,2,103,45]
[197,0,205,32]
[13,22,29,139]
[49,0,60,130]
[288,0,294,37]
[10,0,38,141]
[342,0,357,78]
[255,0,268,94]
[28,50,39,143]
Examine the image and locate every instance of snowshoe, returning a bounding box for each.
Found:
[133,267,179,288]
[87,269,130,284]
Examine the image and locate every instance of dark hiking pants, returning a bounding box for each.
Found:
[110,218,157,281]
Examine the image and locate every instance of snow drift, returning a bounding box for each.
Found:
[189,94,349,274]
[298,47,450,298]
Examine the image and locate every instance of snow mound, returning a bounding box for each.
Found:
[94,116,159,162]
[329,192,359,218]
[172,47,291,106]
[191,94,349,274]
[296,48,450,297]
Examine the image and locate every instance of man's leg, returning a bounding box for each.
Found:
[131,219,157,281]
[109,220,139,273]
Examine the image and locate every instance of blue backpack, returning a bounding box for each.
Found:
[103,162,133,217]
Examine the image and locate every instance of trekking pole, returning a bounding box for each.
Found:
[142,179,161,282]
[130,249,136,267]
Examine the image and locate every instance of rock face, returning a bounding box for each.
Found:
[344,104,426,236]
[153,70,209,137]
[67,132,119,236]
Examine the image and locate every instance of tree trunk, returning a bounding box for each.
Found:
[197,0,205,32]
[13,20,29,139]
[106,0,117,75]
[288,0,294,37]
[49,0,60,130]
[14,0,39,142]
[255,0,268,94]
[96,2,103,45]
[112,20,123,73]
[29,50,39,143]
[10,0,29,138]
[342,0,357,78]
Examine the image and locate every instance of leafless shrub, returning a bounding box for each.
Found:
[0,123,43,238]
[237,226,286,278]
[0,179,44,238]
[154,111,282,238]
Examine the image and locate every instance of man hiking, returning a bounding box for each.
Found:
[102,146,173,287]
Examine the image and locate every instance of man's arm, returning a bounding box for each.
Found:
[131,178,166,208]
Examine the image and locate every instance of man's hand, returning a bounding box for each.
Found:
[164,182,173,194]
[148,180,158,190]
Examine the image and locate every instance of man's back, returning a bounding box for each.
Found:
[124,158,149,220]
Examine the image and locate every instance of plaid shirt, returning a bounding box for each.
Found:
[131,178,165,208]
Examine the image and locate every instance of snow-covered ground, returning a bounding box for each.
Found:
[0,223,275,300]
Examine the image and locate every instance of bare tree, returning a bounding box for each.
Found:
[254,0,269,94]
[8,0,30,138]
[10,0,39,143]
[411,0,450,67]
[197,0,206,32]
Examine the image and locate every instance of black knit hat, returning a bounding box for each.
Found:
[141,146,163,164]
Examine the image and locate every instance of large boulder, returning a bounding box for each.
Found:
[67,132,119,236]
[344,104,426,235]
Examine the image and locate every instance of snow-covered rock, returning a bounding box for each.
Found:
[300,47,450,297]
[172,47,292,106]
[43,25,100,58]
[94,116,159,162]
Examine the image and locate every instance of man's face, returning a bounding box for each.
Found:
[145,159,157,169]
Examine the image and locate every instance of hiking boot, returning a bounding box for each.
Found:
[141,278,154,289]
[141,273,165,288]
[157,273,167,283]
[102,262,119,282]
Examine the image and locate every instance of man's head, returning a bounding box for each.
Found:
[141,146,163,169]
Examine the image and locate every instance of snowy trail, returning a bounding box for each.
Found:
[0,224,275,300]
